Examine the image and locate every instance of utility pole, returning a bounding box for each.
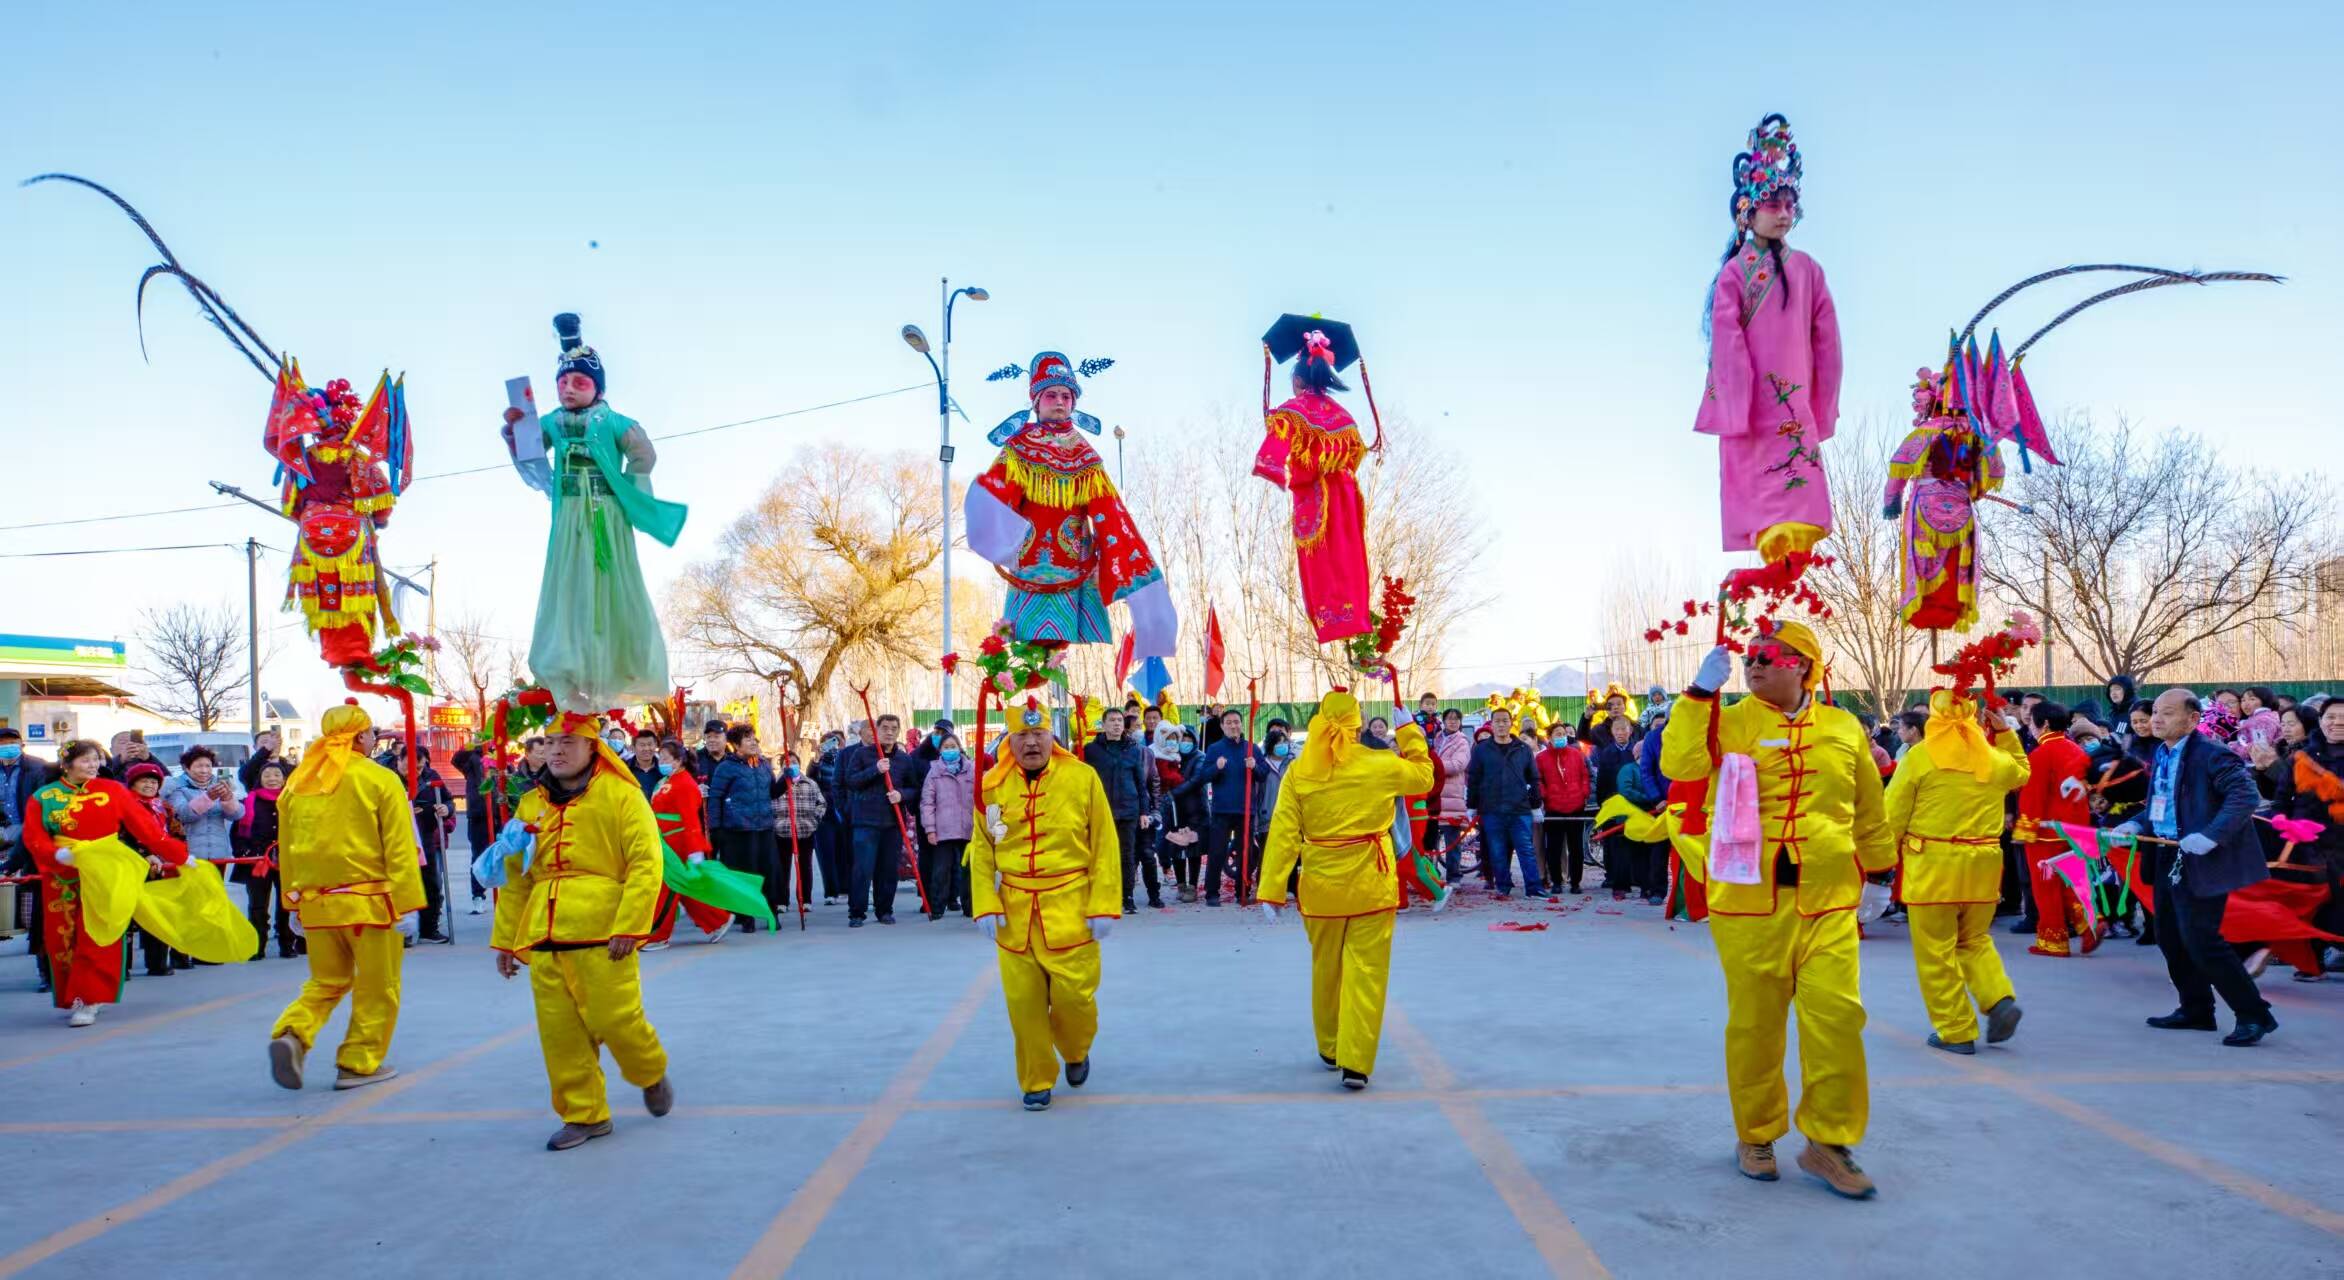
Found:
[246,537,261,737]
[2041,548,2054,688]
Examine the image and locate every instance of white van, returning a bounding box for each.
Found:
[142,732,257,771]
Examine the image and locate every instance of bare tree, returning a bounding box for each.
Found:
[428,609,506,726]
[136,602,249,730]
[1981,416,2330,682]
[669,443,944,730]
[1810,415,1926,717]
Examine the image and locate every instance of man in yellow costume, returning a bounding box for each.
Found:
[491,713,675,1150]
[269,703,424,1091]
[1257,690,1435,1091]
[1662,623,1891,1200]
[969,699,1122,1112]
[1883,690,2030,1055]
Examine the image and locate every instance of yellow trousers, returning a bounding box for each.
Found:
[1907,902,2014,1045]
[997,940,1100,1093]
[270,926,404,1074]
[1710,899,1868,1147]
[529,947,668,1124]
[1304,911,1394,1076]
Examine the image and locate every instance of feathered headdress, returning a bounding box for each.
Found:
[1731,114,1802,230]
[985,349,1113,444]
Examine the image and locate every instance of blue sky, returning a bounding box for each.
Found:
[3,1,2337,716]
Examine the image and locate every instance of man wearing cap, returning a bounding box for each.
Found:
[1883,691,2029,1055]
[1662,623,1892,1199]
[969,700,1122,1111]
[1257,690,1436,1090]
[490,713,675,1150]
[269,704,426,1091]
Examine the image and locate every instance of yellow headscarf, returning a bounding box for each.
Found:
[288,703,373,797]
[1921,689,1998,781]
[1296,690,1363,783]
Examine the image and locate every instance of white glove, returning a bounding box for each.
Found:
[1692,645,1732,694]
[2178,832,2217,856]
[1259,902,1280,923]
[984,804,1007,843]
[2108,821,2142,838]
[1857,880,1894,924]
[1089,917,1114,942]
[977,915,1001,941]
[54,848,74,867]
[687,852,706,864]
[2058,777,2087,801]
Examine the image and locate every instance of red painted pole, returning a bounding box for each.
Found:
[853,682,931,916]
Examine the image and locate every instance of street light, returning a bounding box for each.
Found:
[901,279,988,719]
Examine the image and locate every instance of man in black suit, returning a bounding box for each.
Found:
[2113,688,2276,1046]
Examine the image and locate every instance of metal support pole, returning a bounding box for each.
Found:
[246,538,261,736]
[2041,548,2054,688]
[939,276,954,721]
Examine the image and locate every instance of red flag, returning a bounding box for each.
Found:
[1114,630,1136,689]
[1203,604,1226,699]
[263,360,319,483]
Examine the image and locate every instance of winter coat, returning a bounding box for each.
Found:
[1537,744,1591,813]
[2150,731,2269,898]
[773,773,827,840]
[410,765,454,855]
[1082,735,1154,821]
[920,759,977,842]
[0,755,54,874]
[1590,738,1641,807]
[1257,754,1291,827]
[708,755,780,832]
[1432,730,1471,816]
[1160,755,1208,835]
[231,787,282,884]
[1178,736,1268,817]
[1465,736,1539,817]
[2275,735,2344,864]
[163,769,245,861]
[840,743,920,829]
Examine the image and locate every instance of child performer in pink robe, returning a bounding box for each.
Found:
[1256,318,1380,643]
[1694,114,1842,565]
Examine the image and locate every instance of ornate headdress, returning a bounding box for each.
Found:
[553,312,605,398]
[1731,114,1802,230]
[984,350,1113,444]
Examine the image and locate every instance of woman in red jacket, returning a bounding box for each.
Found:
[644,740,733,950]
[1538,734,1593,893]
[25,740,190,1025]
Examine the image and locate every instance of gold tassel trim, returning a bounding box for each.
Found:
[1264,411,1366,474]
[1002,451,1116,509]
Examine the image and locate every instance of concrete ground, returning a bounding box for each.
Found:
[1,879,2339,1280]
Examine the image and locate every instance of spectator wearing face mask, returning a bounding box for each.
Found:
[1082,709,1161,912]
[920,734,976,920]
[1154,725,1207,901]
[774,751,827,915]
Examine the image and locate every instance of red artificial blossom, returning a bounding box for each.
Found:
[1342,576,1417,682]
[1642,551,1834,647]
[1931,611,2041,699]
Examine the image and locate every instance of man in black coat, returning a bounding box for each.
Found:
[1083,708,1160,911]
[1,730,56,983]
[1466,708,1546,899]
[841,713,921,926]
[2113,688,2276,1045]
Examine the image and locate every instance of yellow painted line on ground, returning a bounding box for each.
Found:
[1388,1004,1611,1279]
[0,981,301,1073]
[728,967,995,1280]
[0,948,712,1279]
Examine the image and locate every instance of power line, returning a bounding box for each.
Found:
[0,382,931,532]
[0,541,247,560]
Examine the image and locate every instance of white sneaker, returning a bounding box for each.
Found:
[68,999,97,1028]
[468,897,488,915]
[2245,947,2272,978]
[640,940,671,952]
[1430,888,1454,915]
[707,920,733,944]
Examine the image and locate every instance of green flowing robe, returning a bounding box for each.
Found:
[528,403,688,712]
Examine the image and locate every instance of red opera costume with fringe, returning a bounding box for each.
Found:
[1256,390,1372,643]
[268,361,411,669]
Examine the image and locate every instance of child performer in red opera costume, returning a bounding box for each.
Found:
[2016,701,2097,957]
[1256,315,1381,643]
[644,739,732,951]
[24,740,191,1026]
[1695,113,1842,567]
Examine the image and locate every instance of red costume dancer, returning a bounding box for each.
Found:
[2015,723,2095,956]
[645,759,731,946]
[24,747,189,1019]
[269,364,411,667]
[1257,315,1382,643]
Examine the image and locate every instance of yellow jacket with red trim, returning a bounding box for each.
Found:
[491,769,665,954]
[1258,721,1436,918]
[1660,689,1892,916]
[969,749,1121,954]
[1883,729,2029,905]
[277,756,426,930]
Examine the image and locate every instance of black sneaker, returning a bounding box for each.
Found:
[2145,1009,2217,1031]
[879,915,896,925]
[1022,1089,1052,1112]
[1065,1058,1090,1088]
[1340,1070,1368,1091]
[2006,917,2035,936]
[1318,1053,1338,1072]
[849,918,866,929]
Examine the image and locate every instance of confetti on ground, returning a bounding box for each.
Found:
[1489,921,1550,932]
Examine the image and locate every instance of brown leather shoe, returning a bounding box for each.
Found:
[269,1034,306,1091]
[643,1077,674,1117]
[1736,1141,1779,1181]
[546,1120,614,1151]
[1797,1141,1877,1200]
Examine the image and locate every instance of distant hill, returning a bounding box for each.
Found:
[1453,661,1635,701]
